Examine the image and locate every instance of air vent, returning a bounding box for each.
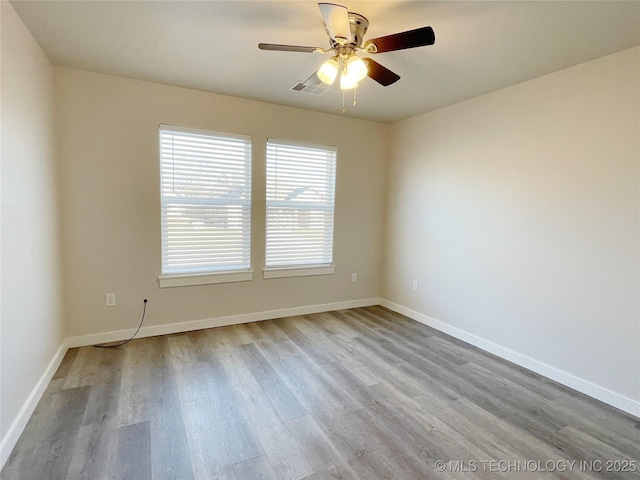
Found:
[289,73,331,96]
[290,82,331,96]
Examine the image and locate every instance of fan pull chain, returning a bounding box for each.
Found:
[342,89,346,114]
[353,87,357,106]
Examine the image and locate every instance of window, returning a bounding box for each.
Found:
[265,139,336,278]
[159,125,252,287]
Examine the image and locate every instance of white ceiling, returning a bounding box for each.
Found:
[11,1,640,123]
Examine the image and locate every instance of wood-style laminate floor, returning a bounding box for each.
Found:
[3,306,639,480]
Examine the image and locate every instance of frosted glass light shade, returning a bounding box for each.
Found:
[346,55,368,81]
[317,57,339,84]
[340,70,358,90]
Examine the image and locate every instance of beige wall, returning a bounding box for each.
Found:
[54,67,387,338]
[0,1,65,446]
[384,47,640,406]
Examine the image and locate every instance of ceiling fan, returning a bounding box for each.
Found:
[258,3,435,91]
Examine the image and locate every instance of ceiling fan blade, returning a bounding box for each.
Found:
[362,58,400,86]
[318,3,352,44]
[258,43,320,53]
[364,26,435,53]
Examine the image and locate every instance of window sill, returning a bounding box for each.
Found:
[263,265,335,279]
[158,270,253,288]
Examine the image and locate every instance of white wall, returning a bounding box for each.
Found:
[384,47,640,413]
[0,1,66,458]
[54,67,387,340]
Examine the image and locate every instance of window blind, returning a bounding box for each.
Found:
[265,139,336,268]
[160,126,251,275]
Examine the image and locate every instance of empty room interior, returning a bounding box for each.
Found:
[1,1,639,478]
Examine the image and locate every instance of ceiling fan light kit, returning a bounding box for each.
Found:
[259,2,435,109]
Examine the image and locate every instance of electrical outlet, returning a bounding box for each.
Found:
[351,273,358,283]
[412,281,419,292]
[106,293,116,307]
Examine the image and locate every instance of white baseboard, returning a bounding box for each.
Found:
[67,297,382,348]
[380,299,640,418]
[0,341,68,469]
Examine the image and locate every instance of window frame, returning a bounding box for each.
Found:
[263,138,337,279]
[157,124,253,287]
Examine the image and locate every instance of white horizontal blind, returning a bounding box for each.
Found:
[266,139,336,268]
[160,126,251,275]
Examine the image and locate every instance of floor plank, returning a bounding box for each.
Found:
[285,414,361,480]
[147,336,194,480]
[181,397,236,480]
[113,421,152,480]
[239,342,308,421]
[232,455,279,480]
[227,365,314,480]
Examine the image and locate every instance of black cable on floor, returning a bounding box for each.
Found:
[94,299,147,348]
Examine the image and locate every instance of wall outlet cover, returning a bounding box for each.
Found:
[106,293,116,307]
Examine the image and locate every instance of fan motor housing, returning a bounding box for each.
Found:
[348,12,369,47]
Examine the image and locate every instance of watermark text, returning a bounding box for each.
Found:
[433,459,637,473]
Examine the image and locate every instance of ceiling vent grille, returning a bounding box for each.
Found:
[289,73,330,96]
[290,82,331,96]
